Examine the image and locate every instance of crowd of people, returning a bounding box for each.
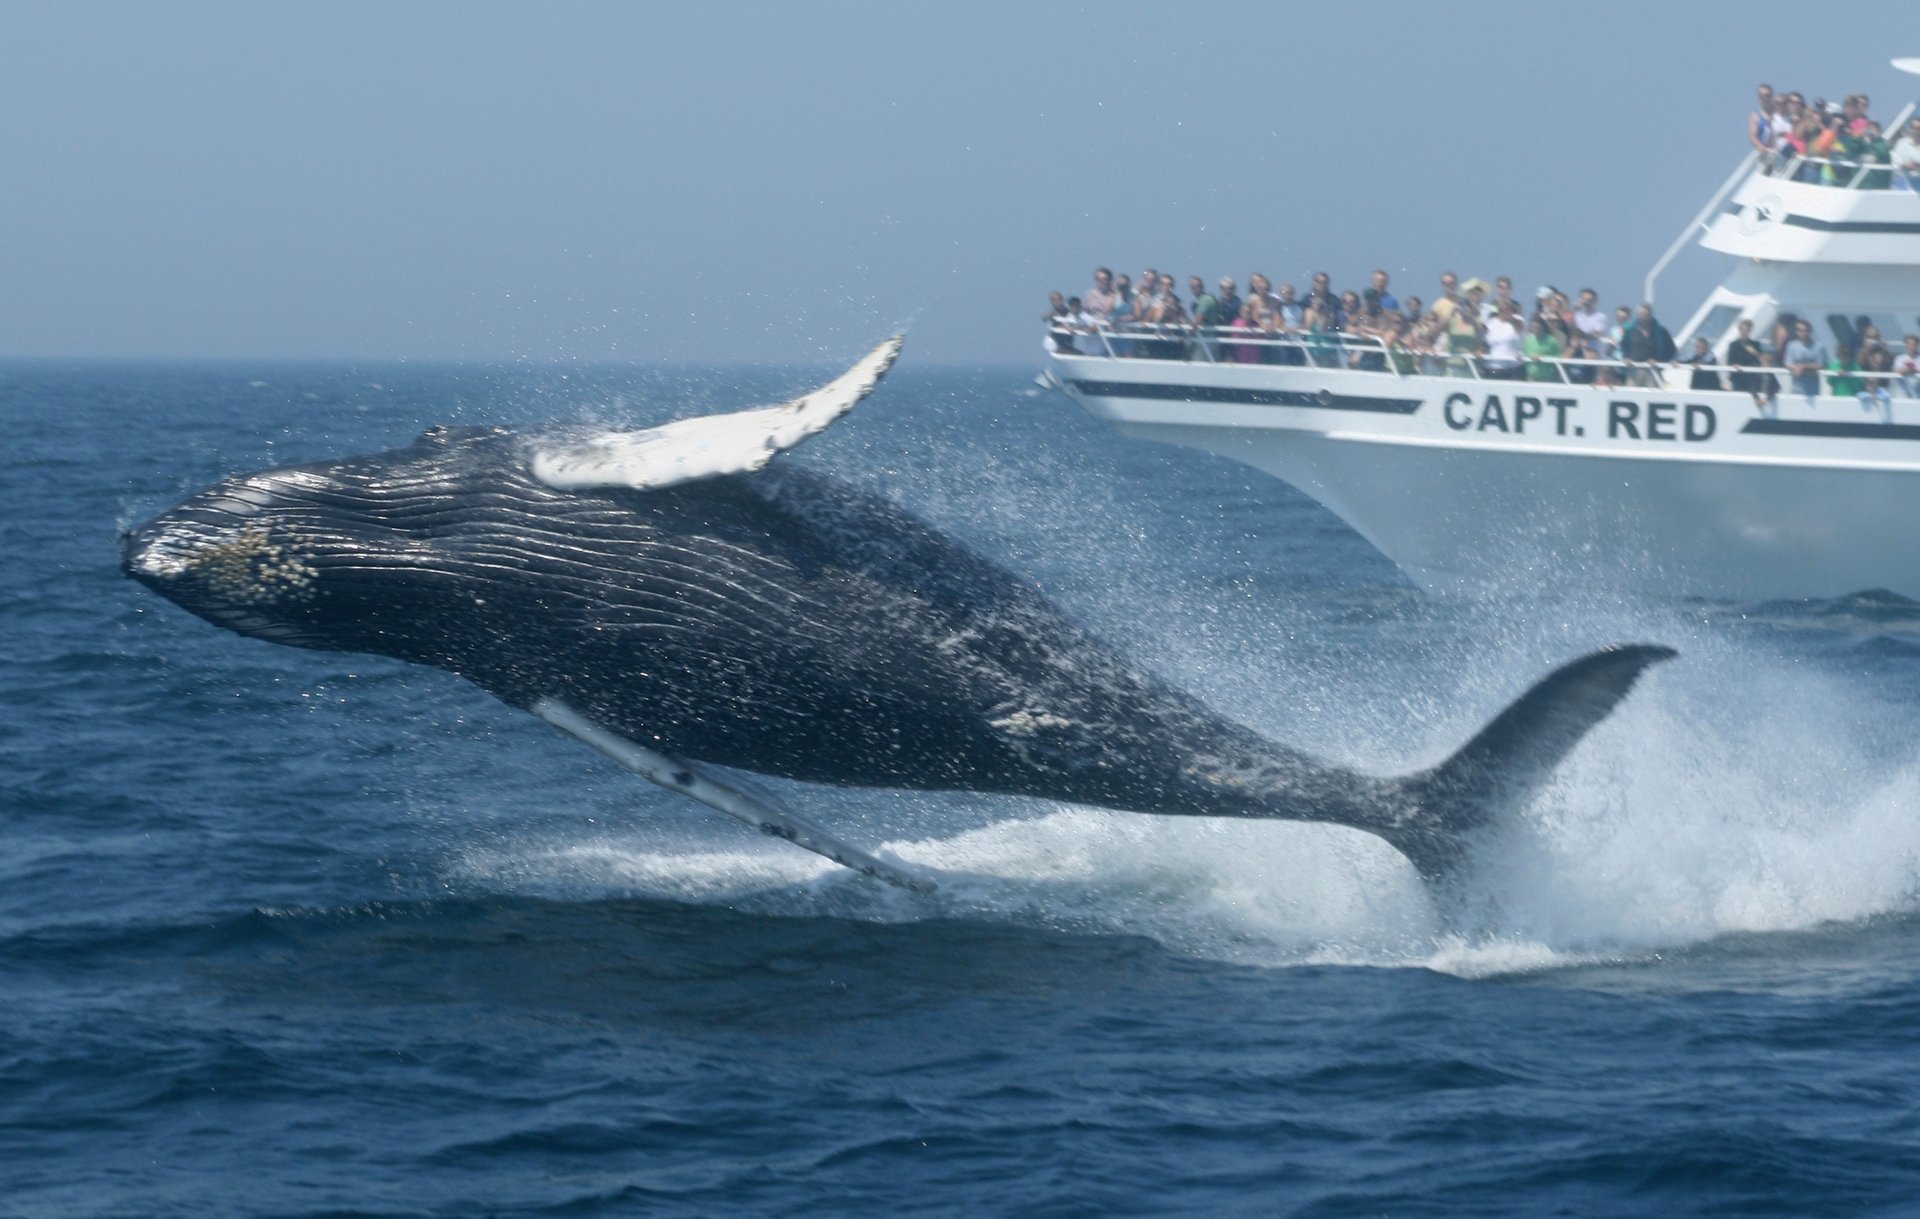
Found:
[1042,87,1920,417]
[1044,266,1920,418]
[1746,83,1920,188]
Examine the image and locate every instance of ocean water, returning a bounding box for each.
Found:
[7,358,1920,1217]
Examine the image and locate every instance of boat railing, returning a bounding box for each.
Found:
[1761,151,1918,190]
[1759,98,1920,189]
[1046,322,1920,399]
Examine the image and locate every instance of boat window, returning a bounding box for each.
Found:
[1815,311,1920,350]
[1691,304,1744,350]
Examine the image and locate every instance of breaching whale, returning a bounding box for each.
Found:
[122,338,1673,892]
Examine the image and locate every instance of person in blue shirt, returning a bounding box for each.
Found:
[1783,318,1831,405]
[1369,269,1399,315]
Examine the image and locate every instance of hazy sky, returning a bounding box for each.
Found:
[3,1,1914,363]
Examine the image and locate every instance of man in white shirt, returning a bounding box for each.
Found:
[1895,334,1920,398]
[1571,287,1609,367]
[1892,118,1920,191]
[1083,267,1117,322]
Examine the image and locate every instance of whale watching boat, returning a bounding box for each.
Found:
[1042,62,1920,601]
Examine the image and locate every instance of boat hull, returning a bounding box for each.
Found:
[1050,353,1920,600]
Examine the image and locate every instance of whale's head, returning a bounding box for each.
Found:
[122,425,531,657]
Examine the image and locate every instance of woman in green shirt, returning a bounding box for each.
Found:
[1524,318,1564,382]
[1827,344,1865,398]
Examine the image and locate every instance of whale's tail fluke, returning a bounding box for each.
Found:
[1378,644,1677,881]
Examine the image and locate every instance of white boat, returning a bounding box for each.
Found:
[1043,63,1920,601]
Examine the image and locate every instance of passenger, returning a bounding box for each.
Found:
[1401,295,1424,326]
[1859,120,1894,190]
[1812,111,1850,184]
[1386,315,1418,375]
[1247,272,1273,314]
[1679,337,1723,390]
[1459,278,1490,322]
[1044,291,1076,354]
[1272,282,1304,328]
[1216,278,1242,330]
[1570,288,1608,384]
[1430,271,1462,325]
[1622,304,1676,387]
[1784,318,1830,405]
[1151,273,1188,358]
[1894,119,1920,190]
[1897,335,1920,397]
[1770,310,1801,360]
[1302,302,1340,369]
[1229,298,1265,364]
[1109,274,1141,356]
[1790,107,1825,181]
[1445,288,1484,377]
[1338,290,1363,332]
[1084,268,1118,322]
[1189,275,1225,330]
[1411,311,1447,376]
[1483,276,1519,323]
[1305,271,1336,320]
[1524,316,1564,382]
[1534,286,1574,353]
[1776,92,1807,161]
[1271,284,1306,365]
[1826,342,1865,400]
[1859,339,1895,420]
[1605,305,1635,362]
[1726,319,1778,415]
[1370,270,1400,314]
[1749,84,1776,157]
[1481,300,1525,380]
[1187,275,1224,361]
[1350,292,1388,371]
[1258,293,1291,364]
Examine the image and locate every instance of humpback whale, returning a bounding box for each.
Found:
[122,338,1673,892]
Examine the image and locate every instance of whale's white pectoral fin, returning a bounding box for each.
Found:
[531,697,935,893]
[530,336,905,492]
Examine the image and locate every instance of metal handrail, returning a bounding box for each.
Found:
[1763,150,1911,189]
[1645,150,1759,308]
[1044,322,1920,398]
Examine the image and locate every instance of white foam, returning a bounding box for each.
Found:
[445,635,1920,979]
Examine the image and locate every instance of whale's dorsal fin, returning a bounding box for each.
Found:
[530,336,904,492]
[530,697,935,893]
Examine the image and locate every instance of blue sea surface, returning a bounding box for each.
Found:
[6,359,1920,1216]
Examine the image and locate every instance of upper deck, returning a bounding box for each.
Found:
[1703,150,1920,266]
